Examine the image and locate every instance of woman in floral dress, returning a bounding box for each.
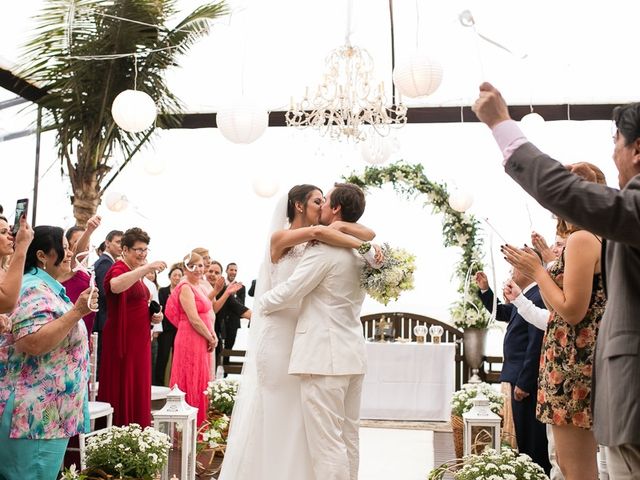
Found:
[503,162,607,480]
[0,226,97,480]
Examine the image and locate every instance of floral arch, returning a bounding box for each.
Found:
[344,161,490,327]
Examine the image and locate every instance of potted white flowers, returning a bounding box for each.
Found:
[61,424,171,480]
[429,447,549,480]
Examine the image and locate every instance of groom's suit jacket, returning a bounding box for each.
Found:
[506,141,640,447]
[260,243,367,376]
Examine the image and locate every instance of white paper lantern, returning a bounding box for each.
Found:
[143,156,166,176]
[252,176,279,198]
[360,135,393,165]
[393,54,443,98]
[520,112,545,128]
[448,190,474,212]
[216,101,268,144]
[111,90,157,133]
[105,191,129,212]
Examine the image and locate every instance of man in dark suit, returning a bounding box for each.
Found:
[92,229,123,379]
[226,262,246,305]
[476,269,550,475]
[474,83,640,479]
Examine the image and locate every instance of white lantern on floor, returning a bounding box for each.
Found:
[462,393,501,456]
[111,90,157,133]
[393,54,443,98]
[216,101,268,144]
[153,386,198,480]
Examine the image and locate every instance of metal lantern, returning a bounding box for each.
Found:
[462,393,501,456]
[153,385,198,480]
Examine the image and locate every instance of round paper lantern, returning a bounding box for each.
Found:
[252,176,279,198]
[448,190,474,212]
[360,136,392,165]
[111,90,157,133]
[105,191,129,212]
[143,156,166,176]
[216,101,268,144]
[393,54,443,98]
[520,112,545,128]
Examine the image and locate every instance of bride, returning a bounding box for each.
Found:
[219,184,376,480]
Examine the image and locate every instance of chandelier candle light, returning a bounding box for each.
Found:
[286,43,407,142]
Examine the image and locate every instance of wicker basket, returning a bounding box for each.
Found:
[196,445,225,479]
[451,414,464,459]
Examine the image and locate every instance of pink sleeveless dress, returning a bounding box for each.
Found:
[167,281,214,425]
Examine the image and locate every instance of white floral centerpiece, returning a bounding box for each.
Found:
[205,378,239,416]
[61,424,171,480]
[361,243,416,305]
[428,447,549,480]
[451,382,503,417]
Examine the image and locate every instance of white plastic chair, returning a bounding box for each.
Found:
[78,333,114,468]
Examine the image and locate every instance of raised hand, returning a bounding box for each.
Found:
[14,216,33,252]
[475,271,489,290]
[531,231,555,263]
[472,82,511,128]
[227,281,243,295]
[75,287,98,317]
[146,260,167,274]
[503,279,522,302]
[86,215,102,232]
[500,245,545,281]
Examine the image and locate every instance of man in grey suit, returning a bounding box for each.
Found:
[473,82,640,479]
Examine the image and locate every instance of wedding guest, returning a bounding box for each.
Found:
[474,85,640,479]
[97,227,166,427]
[208,261,251,366]
[144,269,162,374]
[166,252,218,425]
[531,231,566,269]
[95,241,105,257]
[154,263,183,386]
[92,229,123,379]
[475,267,550,475]
[226,262,246,305]
[500,162,607,480]
[0,213,33,314]
[0,226,96,480]
[59,216,101,335]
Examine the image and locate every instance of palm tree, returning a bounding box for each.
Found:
[19,0,229,226]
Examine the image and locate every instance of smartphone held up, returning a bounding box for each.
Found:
[12,199,28,236]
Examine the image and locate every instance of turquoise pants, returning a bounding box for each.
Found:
[0,393,69,480]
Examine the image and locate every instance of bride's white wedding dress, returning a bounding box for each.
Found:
[219,243,314,480]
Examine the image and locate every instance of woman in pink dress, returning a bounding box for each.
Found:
[167,252,236,425]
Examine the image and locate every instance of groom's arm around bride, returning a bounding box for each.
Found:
[259,182,370,480]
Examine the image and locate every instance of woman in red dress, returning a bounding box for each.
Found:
[97,228,166,427]
[167,252,236,425]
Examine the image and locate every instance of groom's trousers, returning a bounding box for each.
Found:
[299,373,365,480]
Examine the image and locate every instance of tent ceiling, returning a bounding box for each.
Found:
[1,0,639,120]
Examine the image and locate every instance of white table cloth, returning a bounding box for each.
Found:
[361,342,455,421]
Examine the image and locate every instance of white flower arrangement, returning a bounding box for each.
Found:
[429,447,549,480]
[361,243,416,306]
[77,424,171,480]
[451,382,504,417]
[451,301,492,330]
[197,413,230,453]
[205,378,239,415]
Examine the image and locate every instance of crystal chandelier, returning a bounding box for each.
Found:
[286,44,407,142]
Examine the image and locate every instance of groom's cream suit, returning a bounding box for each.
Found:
[260,242,366,480]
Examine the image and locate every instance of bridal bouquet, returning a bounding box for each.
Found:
[361,243,416,305]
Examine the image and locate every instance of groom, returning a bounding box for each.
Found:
[259,182,371,480]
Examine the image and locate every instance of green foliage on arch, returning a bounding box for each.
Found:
[344,161,491,328]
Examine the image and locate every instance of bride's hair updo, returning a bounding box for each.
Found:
[287,184,322,222]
